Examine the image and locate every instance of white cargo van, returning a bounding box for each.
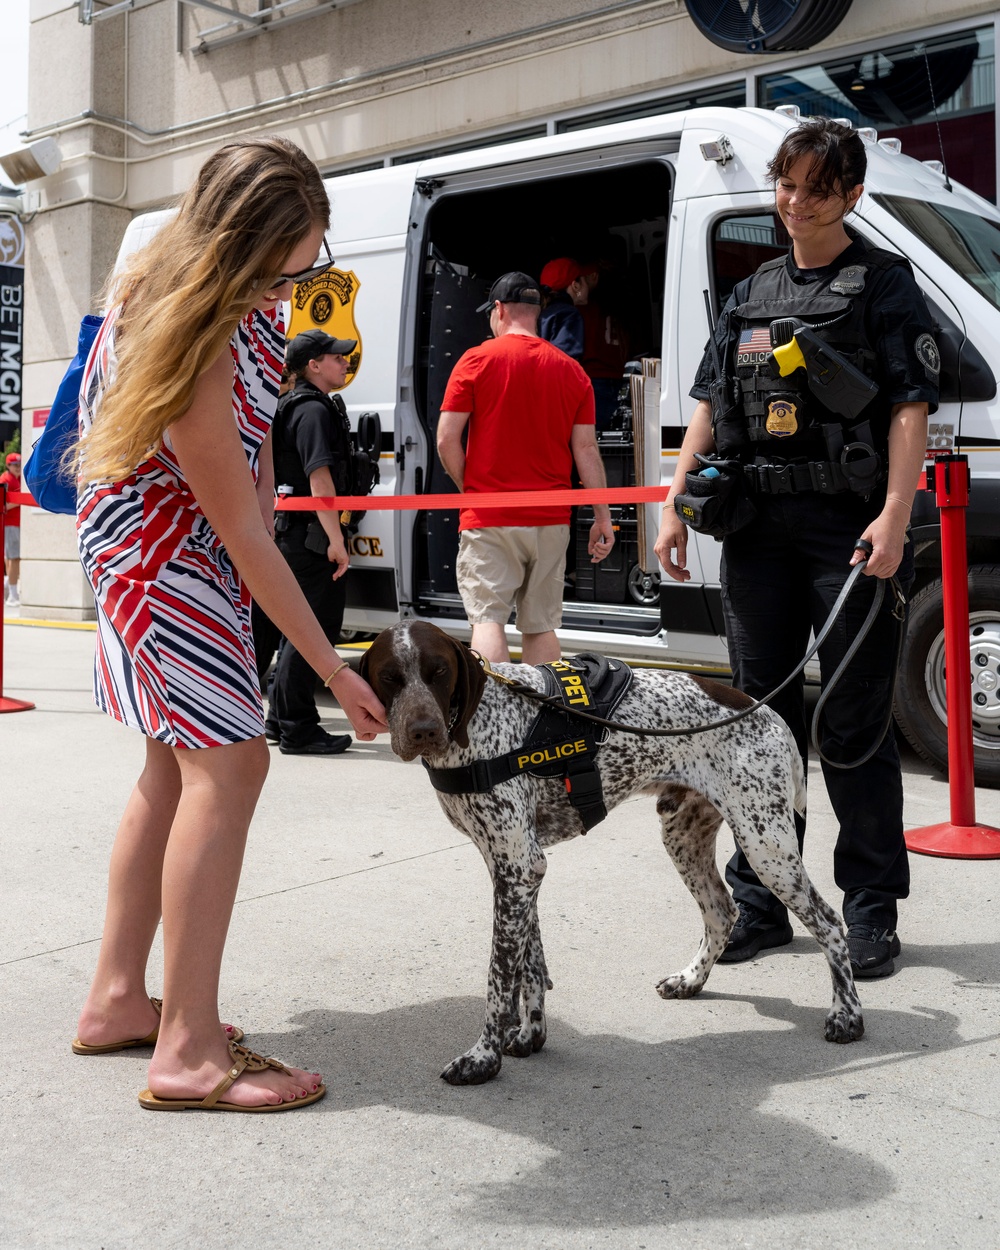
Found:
[117,106,1000,785]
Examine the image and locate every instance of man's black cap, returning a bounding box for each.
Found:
[475,271,542,313]
[286,328,357,373]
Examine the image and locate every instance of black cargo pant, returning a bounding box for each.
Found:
[720,490,913,931]
[268,522,347,746]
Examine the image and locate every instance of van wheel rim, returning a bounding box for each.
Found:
[924,611,1000,750]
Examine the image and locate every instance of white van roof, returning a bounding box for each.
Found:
[116,105,999,266]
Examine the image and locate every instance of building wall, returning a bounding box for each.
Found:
[16,0,1000,617]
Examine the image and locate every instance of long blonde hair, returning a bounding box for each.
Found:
[77,135,330,483]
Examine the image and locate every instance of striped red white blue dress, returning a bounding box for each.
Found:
[76,307,283,748]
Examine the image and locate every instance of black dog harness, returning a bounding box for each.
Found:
[423,655,633,832]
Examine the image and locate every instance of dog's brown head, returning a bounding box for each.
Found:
[359,621,487,760]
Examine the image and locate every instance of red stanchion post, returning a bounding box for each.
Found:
[0,478,36,714]
[905,454,1000,857]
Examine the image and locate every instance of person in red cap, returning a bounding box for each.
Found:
[1,451,21,607]
[539,257,588,361]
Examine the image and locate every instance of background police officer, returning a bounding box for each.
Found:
[655,117,939,980]
[268,329,358,755]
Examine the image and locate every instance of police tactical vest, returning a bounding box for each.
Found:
[730,243,909,456]
[272,382,354,497]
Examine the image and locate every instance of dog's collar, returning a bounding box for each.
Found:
[471,650,518,689]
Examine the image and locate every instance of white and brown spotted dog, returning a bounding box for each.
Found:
[361,621,863,1085]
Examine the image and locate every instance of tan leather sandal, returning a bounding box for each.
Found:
[138,1041,326,1112]
[72,997,244,1055]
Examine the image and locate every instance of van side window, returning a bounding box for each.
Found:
[711,213,789,311]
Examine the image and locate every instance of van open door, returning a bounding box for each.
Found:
[394,141,677,646]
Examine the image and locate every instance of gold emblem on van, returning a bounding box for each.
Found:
[288,267,362,389]
[765,399,798,438]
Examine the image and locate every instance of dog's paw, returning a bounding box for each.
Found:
[824,1008,865,1044]
[440,1045,502,1085]
[502,1026,534,1058]
[655,972,703,1000]
[502,1013,546,1058]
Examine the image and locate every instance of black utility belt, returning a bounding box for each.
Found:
[744,453,885,497]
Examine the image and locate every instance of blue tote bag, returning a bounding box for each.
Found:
[23,313,104,514]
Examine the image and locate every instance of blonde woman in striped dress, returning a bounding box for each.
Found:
[71,137,387,1112]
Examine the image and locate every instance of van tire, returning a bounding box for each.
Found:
[893,564,1000,789]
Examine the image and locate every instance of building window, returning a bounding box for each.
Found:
[757,26,996,202]
[390,126,547,166]
[320,160,386,178]
[555,82,747,134]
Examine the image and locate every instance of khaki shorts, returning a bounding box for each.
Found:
[456,525,569,634]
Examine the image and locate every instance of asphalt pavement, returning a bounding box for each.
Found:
[2,615,1000,1250]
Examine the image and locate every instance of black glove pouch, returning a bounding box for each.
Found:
[304,519,330,555]
[673,463,757,540]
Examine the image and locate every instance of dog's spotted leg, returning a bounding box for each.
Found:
[503,897,550,1058]
[717,762,865,1044]
[441,850,547,1085]
[743,858,865,1044]
[654,784,736,999]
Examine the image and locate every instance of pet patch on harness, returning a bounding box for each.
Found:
[423,654,633,832]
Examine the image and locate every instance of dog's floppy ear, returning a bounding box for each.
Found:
[450,639,487,748]
[358,628,387,697]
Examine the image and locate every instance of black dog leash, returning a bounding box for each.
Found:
[480,553,907,770]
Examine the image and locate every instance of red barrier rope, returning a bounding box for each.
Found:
[904,456,1000,857]
[273,485,669,512]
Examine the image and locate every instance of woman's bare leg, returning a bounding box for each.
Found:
[76,738,181,1046]
[146,736,320,1106]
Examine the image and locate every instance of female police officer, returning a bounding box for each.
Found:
[655,117,939,979]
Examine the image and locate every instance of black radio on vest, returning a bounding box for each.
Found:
[272,383,380,528]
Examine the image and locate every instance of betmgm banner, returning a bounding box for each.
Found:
[287,267,362,390]
[0,215,25,445]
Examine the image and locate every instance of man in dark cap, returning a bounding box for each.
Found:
[437,272,615,664]
[266,329,358,755]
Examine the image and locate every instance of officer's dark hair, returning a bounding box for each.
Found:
[766,117,867,201]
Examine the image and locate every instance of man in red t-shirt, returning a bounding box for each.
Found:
[437,271,615,664]
[1,452,21,608]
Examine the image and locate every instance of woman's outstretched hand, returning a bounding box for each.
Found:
[330,668,388,740]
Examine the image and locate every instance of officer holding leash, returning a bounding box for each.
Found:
[655,117,939,979]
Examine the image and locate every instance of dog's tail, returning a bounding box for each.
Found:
[785,723,807,818]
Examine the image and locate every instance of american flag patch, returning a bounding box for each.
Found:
[737,326,772,355]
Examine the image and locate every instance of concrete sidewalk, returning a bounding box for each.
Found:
[2,617,999,1250]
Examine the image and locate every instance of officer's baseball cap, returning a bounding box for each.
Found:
[540,257,586,291]
[285,328,357,373]
[475,272,542,313]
